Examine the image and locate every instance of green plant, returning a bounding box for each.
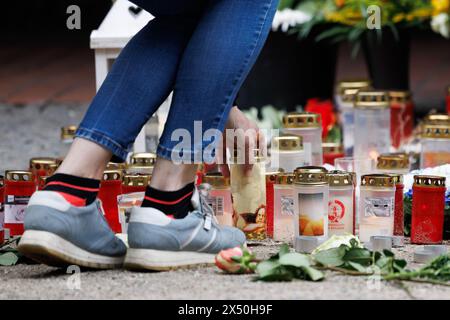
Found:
[255,244,325,281]
[313,238,407,275]
[291,0,446,55]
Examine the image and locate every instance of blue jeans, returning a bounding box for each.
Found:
[76,0,278,162]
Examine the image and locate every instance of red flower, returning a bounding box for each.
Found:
[305,98,337,139]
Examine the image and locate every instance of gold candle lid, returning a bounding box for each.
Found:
[122,174,151,187]
[29,157,59,171]
[266,168,283,183]
[421,123,450,139]
[5,170,33,182]
[322,142,344,154]
[282,112,321,129]
[355,90,390,109]
[377,153,409,170]
[272,135,303,151]
[129,153,157,167]
[336,79,371,96]
[341,88,360,103]
[388,91,412,104]
[294,166,328,185]
[203,172,230,188]
[61,126,77,140]
[361,174,395,188]
[106,162,127,171]
[232,148,265,162]
[413,175,446,187]
[388,174,404,185]
[423,113,450,125]
[103,170,123,181]
[327,170,353,187]
[275,173,295,185]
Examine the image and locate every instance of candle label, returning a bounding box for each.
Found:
[298,193,325,236]
[364,197,394,218]
[206,195,224,216]
[117,192,144,234]
[4,195,30,224]
[281,196,294,216]
[329,199,345,225]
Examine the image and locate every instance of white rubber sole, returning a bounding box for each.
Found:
[124,248,216,271]
[18,230,125,269]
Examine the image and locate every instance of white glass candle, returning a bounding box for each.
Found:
[420,123,450,169]
[203,173,233,226]
[230,149,267,240]
[376,153,410,174]
[270,135,306,172]
[359,174,396,242]
[273,173,295,243]
[293,167,329,242]
[334,79,371,112]
[282,112,322,166]
[327,171,355,236]
[354,91,391,161]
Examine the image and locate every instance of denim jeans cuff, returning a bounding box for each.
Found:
[157,144,213,164]
[75,128,129,162]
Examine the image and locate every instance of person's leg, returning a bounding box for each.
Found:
[59,8,205,181]
[151,0,278,189]
[125,0,279,271]
[18,3,206,269]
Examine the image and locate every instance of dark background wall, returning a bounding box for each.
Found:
[1,0,449,117]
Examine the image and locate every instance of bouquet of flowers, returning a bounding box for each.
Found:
[279,1,449,50]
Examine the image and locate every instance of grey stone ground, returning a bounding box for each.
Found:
[1,104,449,300]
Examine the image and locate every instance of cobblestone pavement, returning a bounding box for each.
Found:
[1,104,449,300]
[1,241,449,300]
[0,103,87,173]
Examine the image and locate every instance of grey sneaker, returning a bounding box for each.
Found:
[124,189,246,271]
[18,191,127,269]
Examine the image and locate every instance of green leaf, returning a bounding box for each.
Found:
[316,26,351,42]
[256,267,294,282]
[343,248,372,266]
[0,252,19,266]
[346,261,369,273]
[393,260,407,272]
[278,244,290,257]
[314,246,346,267]
[279,253,310,268]
[383,250,395,257]
[278,0,295,10]
[256,260,281,278]
[302,266,325,281]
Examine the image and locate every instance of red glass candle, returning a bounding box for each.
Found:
[265,171,279,238]
[0,176,4,244]
[411,175,446,244]
[389,91,414,149]
[29,158,58,186]
[4,171,35,237]
[391,174,404,236]
[98,170,123,233]
[322,143,344,166]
